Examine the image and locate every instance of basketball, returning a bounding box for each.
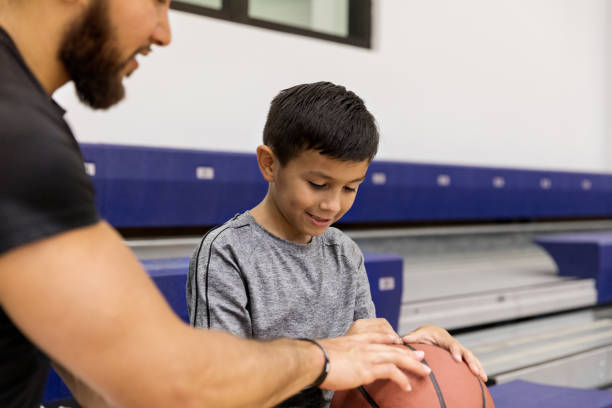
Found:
[331,343,495,408]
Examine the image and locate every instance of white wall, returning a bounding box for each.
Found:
[55,0,611,172]
[606,0,612,172]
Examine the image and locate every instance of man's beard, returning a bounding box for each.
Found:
[59,0,128,110]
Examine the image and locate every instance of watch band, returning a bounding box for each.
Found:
[299,338,330,388]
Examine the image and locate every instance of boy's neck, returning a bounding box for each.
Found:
[249,195,312,244]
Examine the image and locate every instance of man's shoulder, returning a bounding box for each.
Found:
[0,101,81,180]
[0,88,72,165]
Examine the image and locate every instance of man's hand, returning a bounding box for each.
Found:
[402,324,487,382]
[345,318,402,344]
[319,333,431,392]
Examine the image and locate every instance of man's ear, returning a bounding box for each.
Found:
[256,145,278,182]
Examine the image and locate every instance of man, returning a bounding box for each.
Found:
[0,0,432,407]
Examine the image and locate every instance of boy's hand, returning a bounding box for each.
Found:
[401,324,487,382]
[346,318,403,344]
[318,333,430,392]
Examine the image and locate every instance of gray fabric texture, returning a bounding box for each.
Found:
[187,211,375,407]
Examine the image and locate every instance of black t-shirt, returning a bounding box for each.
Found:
[0,27,99,407]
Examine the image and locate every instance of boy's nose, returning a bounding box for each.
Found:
[320,194,341,214]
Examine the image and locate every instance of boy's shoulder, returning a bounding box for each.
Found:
[196,212,257,250]
[321,227,363,259]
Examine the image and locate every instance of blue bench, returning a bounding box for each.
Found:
[534,233,612,303]
[80,143,612,227]
[489,380,612,408]
[43,252,403,403]
[44,379,612,407]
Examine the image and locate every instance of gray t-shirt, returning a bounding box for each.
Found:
[187,212,375,407]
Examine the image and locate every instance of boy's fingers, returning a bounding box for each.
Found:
[352,318,402,342]
[355,332,406,345]
[450,343,463,362]
[462,350,487,382]
[401,332,432,345]
[470,357,487,382]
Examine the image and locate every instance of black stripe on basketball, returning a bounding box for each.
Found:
[406,344,447,408]
[358,386,381,408]
[478,378,486,408]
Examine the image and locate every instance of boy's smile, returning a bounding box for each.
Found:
[252,148,369,244]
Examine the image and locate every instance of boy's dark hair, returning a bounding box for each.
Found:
[263,81,379,166]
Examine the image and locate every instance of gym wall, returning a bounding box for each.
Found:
[55,0,612,172]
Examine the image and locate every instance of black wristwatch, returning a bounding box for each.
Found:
[299,338,330,388]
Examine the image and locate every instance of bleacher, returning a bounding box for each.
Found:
[43,143,612,406]
[80,143,612,227]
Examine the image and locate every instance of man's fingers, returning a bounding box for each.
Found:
[365,344,425,364]
[368,363,413,392]
[367,345,430,377]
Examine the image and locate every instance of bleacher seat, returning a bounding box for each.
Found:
[489,380,612,408]
[80,143,612,228]
[535,233,612,303]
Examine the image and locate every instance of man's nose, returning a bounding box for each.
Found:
[152,6,172,46]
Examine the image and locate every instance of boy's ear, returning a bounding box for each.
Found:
[256,145,278,182]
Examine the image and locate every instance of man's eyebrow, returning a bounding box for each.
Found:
[306,171,366,183]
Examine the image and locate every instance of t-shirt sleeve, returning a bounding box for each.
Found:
[187,230,252,338]
[0,108,99,255]
[353,247,377,320]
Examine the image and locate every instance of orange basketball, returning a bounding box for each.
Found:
[331,343,495,408]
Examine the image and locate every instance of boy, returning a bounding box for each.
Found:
[187,82,485,407]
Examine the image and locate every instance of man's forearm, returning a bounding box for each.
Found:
[0,222,423,407]
[51,361,114,408]
[176,330,322,408]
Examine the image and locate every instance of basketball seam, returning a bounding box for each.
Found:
[478,378,486,408]
[406,344,447,408]
[358,386,381,408]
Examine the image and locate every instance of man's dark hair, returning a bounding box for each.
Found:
[263,81,379,166]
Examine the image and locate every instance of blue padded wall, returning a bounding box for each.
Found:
[346,160,612,222]
[80,144,267,227]
[363,253,403,332]
[80,143,612,227]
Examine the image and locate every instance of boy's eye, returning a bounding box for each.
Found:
[344,186,357,193]
[308,181,325,190]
